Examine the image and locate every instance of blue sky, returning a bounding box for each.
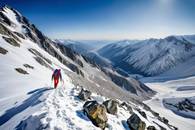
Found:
[1,0,195,40]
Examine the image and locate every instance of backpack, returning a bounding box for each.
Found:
[53,69,60,78]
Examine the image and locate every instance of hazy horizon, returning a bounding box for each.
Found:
[1,0,195,40]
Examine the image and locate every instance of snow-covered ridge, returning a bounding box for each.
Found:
[98,35,195,77]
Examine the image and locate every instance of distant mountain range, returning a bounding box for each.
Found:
[54,39,114,54]
[57,35,195,80]
[98,35,195,78]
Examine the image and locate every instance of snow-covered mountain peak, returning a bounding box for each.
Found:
[98,34,195,77]
[0,5,23,30]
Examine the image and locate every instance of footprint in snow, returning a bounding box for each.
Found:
[46,117,52,122]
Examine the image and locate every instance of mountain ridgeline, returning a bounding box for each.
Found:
[98,36,195,77]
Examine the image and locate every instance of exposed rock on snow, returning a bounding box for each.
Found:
[28,48,53,70]
[138,109,147,119]
[0,46,8,54]
[147,125,156,130]
[103,99,119,115]
[13,31,25,39]
[2,36,20,47]
[163,97,195,119]
[0,23,20,40]
[78,88,92,101]
[127,113,146,130]
[23,64,34,69]
[83,100,108,129]
[101,67,156,99]
[119,102,133,114]
[15,68,29,74]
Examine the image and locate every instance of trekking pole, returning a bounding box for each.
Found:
[51,80,53,88]
[62,79,64,87]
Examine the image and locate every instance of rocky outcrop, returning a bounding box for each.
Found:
[2,36,20,47]
[127,113,146,130]
[119,102,133,114]
[53,43,84,67]
[138,110,147,119]
[173,98,195,112]
[0,23,20,41]
[83,100,108,129]
[66,63,84,77]
[103,99,119,115]
[28,48,53,70]
[147,126,156,130]
[14,32,25,39]
[78,88,91,101]
[0,8,12,26]
[161,117,169,124]
[15,68,29,74]
[0,46,8,54]
[23,64,34,69]
[101,68,155,99]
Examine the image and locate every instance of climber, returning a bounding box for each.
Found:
[52,69,62,89]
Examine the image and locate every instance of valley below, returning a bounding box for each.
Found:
[144,76,195,130]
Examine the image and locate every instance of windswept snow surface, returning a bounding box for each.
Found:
[144,76,195,130]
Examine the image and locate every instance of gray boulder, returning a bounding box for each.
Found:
[161,117,169,124]
[138,110,147,119]
[103,99,119,115]
[127,113,146,130]
[78,88,91,101]
[0,46,8,54]
[147,126,156,130]
[15,68,29,74]
[119,102,133,114]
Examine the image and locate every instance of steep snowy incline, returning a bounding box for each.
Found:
[0,22,72,129]
[0,5,73,129]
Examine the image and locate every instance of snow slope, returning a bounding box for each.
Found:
[1,67,173,130]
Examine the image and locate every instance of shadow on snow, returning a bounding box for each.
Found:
[0,87,53,126]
